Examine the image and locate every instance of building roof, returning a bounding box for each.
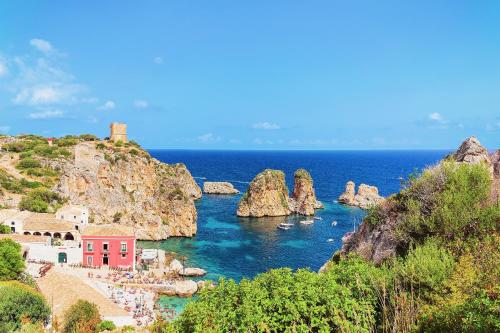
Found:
[0,209,33,223]
[0,233,50,244]
[82,225,135,237]
[23,219,75,232]
[56,205,88,216]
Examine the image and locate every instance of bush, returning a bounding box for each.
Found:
[0,225,11,234]
[62,300,100,333]
[19,188,63,213]
[96,320,116,332]
[96,143,106,150]
[0,239,25,280]
[114,140,123,147]
[175,267,377,332]
[79,134,99,141]
[25,167,59,177]
[16,158,41,169]
[0,281,50,331]
[56,136,79,147]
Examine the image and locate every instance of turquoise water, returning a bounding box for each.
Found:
[140,150,448,314]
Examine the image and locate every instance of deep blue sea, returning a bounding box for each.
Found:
[140,150,448,311]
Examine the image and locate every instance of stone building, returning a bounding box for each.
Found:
[110,122,128,143]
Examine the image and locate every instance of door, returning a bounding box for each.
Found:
[103,256,109,265]
[58,252,67,263]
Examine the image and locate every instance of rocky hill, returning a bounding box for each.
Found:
[339,136,499,265]
[237,168,323,217]
[0,135,201,240]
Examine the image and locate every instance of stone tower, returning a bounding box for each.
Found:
[109,123,128,143]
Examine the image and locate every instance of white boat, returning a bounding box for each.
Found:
[331,220,337,226]
[300,219,314,225]
[327,238,334,242]
[313,216,322,220]
[277,222,293,230]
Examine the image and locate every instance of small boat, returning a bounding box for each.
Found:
[313,216,322,221]
[327,238,334,242]
[300,219,314,225]
[277,222,294,230]
[331,220,337,226]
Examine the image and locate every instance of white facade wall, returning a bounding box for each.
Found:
[26,244,83,264]
[56,206,89,227]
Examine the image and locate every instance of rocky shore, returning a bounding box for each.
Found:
[338,181,384,209]
[203,181,239,194]
[237,168,323,217]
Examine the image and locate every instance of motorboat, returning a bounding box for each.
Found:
[331,220,337,226]
[313,216,322,220]
[327,238,334,242]
[300,219,314,225]
[277,222,294,230]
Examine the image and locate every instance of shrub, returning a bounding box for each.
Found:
[16,158,41,169]
[114,140,123,147]
[96,320,116,332]
[129,148,138,156]
[0,225,11,234]
[96,143,106,150]
[19,188,63,213]
[62,300,100,333]
[79,134,99,141]
[113,212,123,223]
[56,136,79,147]
[0,281,50,331]
[0,239,25,280]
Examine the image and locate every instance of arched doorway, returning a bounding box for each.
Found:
[33,232,41,236]
[43,232,51,237]
[64,232,74,240]
[23,231,31,235]
[58,252,67,263]
[53,232,61,239]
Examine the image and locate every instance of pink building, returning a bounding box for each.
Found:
[81,225,136,269]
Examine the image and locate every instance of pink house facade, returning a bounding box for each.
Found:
[81,225,136,269]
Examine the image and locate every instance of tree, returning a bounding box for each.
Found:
[0,281,50,331]
[62,300,100,333]
[96,320,116,332]
[0,239,25,281]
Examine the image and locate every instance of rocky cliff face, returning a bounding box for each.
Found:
[237,168,322,217]
[339,136,498,265]
[203,182,239,195]
[338,182,384,209]
[51,142,201,240]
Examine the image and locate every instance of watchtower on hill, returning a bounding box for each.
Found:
[109,123,128,143]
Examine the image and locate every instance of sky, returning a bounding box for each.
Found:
[0,1,499,149]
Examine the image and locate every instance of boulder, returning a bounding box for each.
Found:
[452,136,491,165]
[354,184,384,209]
[173,280,198,297]
[203,182,239,194]
[179,267,207,277]
[490,150,500,178]
[169,259,183,273]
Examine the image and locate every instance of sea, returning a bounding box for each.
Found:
[140,150,449,312]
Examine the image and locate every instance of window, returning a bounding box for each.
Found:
[120,242,127,252]
[121,253,127,259]
[61,215,64,219]
[103,243,109,251]
[87,242,93,251]
[87,256,93,266]
[11,221,15,225]
[74,215,77,220]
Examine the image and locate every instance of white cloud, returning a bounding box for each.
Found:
[0,59,7,77]
[0,125,11,133]
[28,109,64,119]
[253,138,274,145]
[153,56,163,64]
[13,84,81,105]
[134,100,148,108]
[197,133,221,143]
[29,38,54,54]
[428,112,443,122]
[252,122,280,130]
[97,100,115,110]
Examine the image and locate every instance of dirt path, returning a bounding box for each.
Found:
[0,153,23,179]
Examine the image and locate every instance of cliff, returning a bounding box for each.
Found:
[339,136,499,265]
[338,181,384,209]
[0,135,201,240]
[237,168,322,217]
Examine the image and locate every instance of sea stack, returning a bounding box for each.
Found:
[289,169,323,215]
[338,181,384,209]
[237,168,323,217]
[203,182,239,195]
[237,169,291,217]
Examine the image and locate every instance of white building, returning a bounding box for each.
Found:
[56,205,89,229]
[0,209,33,234]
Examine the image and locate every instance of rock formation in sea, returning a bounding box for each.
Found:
[339,136,498,265]
[237,168,323,217]
[338,181,384,209]
[52,142,202,240]
[289,169,324,215]
[203,181,239,195]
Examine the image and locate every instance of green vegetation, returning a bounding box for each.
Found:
[78,134,99,141]
[62,300,100,333]
[0,225,11,234]
[0,239,25,281]
[0,281,50,331]
[294,168,312,181]
[19,188,64,213]
[96,320,116,332]
[155,160,499,333]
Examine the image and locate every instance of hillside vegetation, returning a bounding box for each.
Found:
[155,139,499,333]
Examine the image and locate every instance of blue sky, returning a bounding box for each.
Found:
[0,1,499,149]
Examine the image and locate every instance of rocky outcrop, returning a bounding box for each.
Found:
[203,181,239,195]
[237,168,322,217]
[490,150,500,178]
[237,169,291,217]
[289,169,323,215]
[339,136,497,266]
[338,182,384,209]
[51,142,201,240]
